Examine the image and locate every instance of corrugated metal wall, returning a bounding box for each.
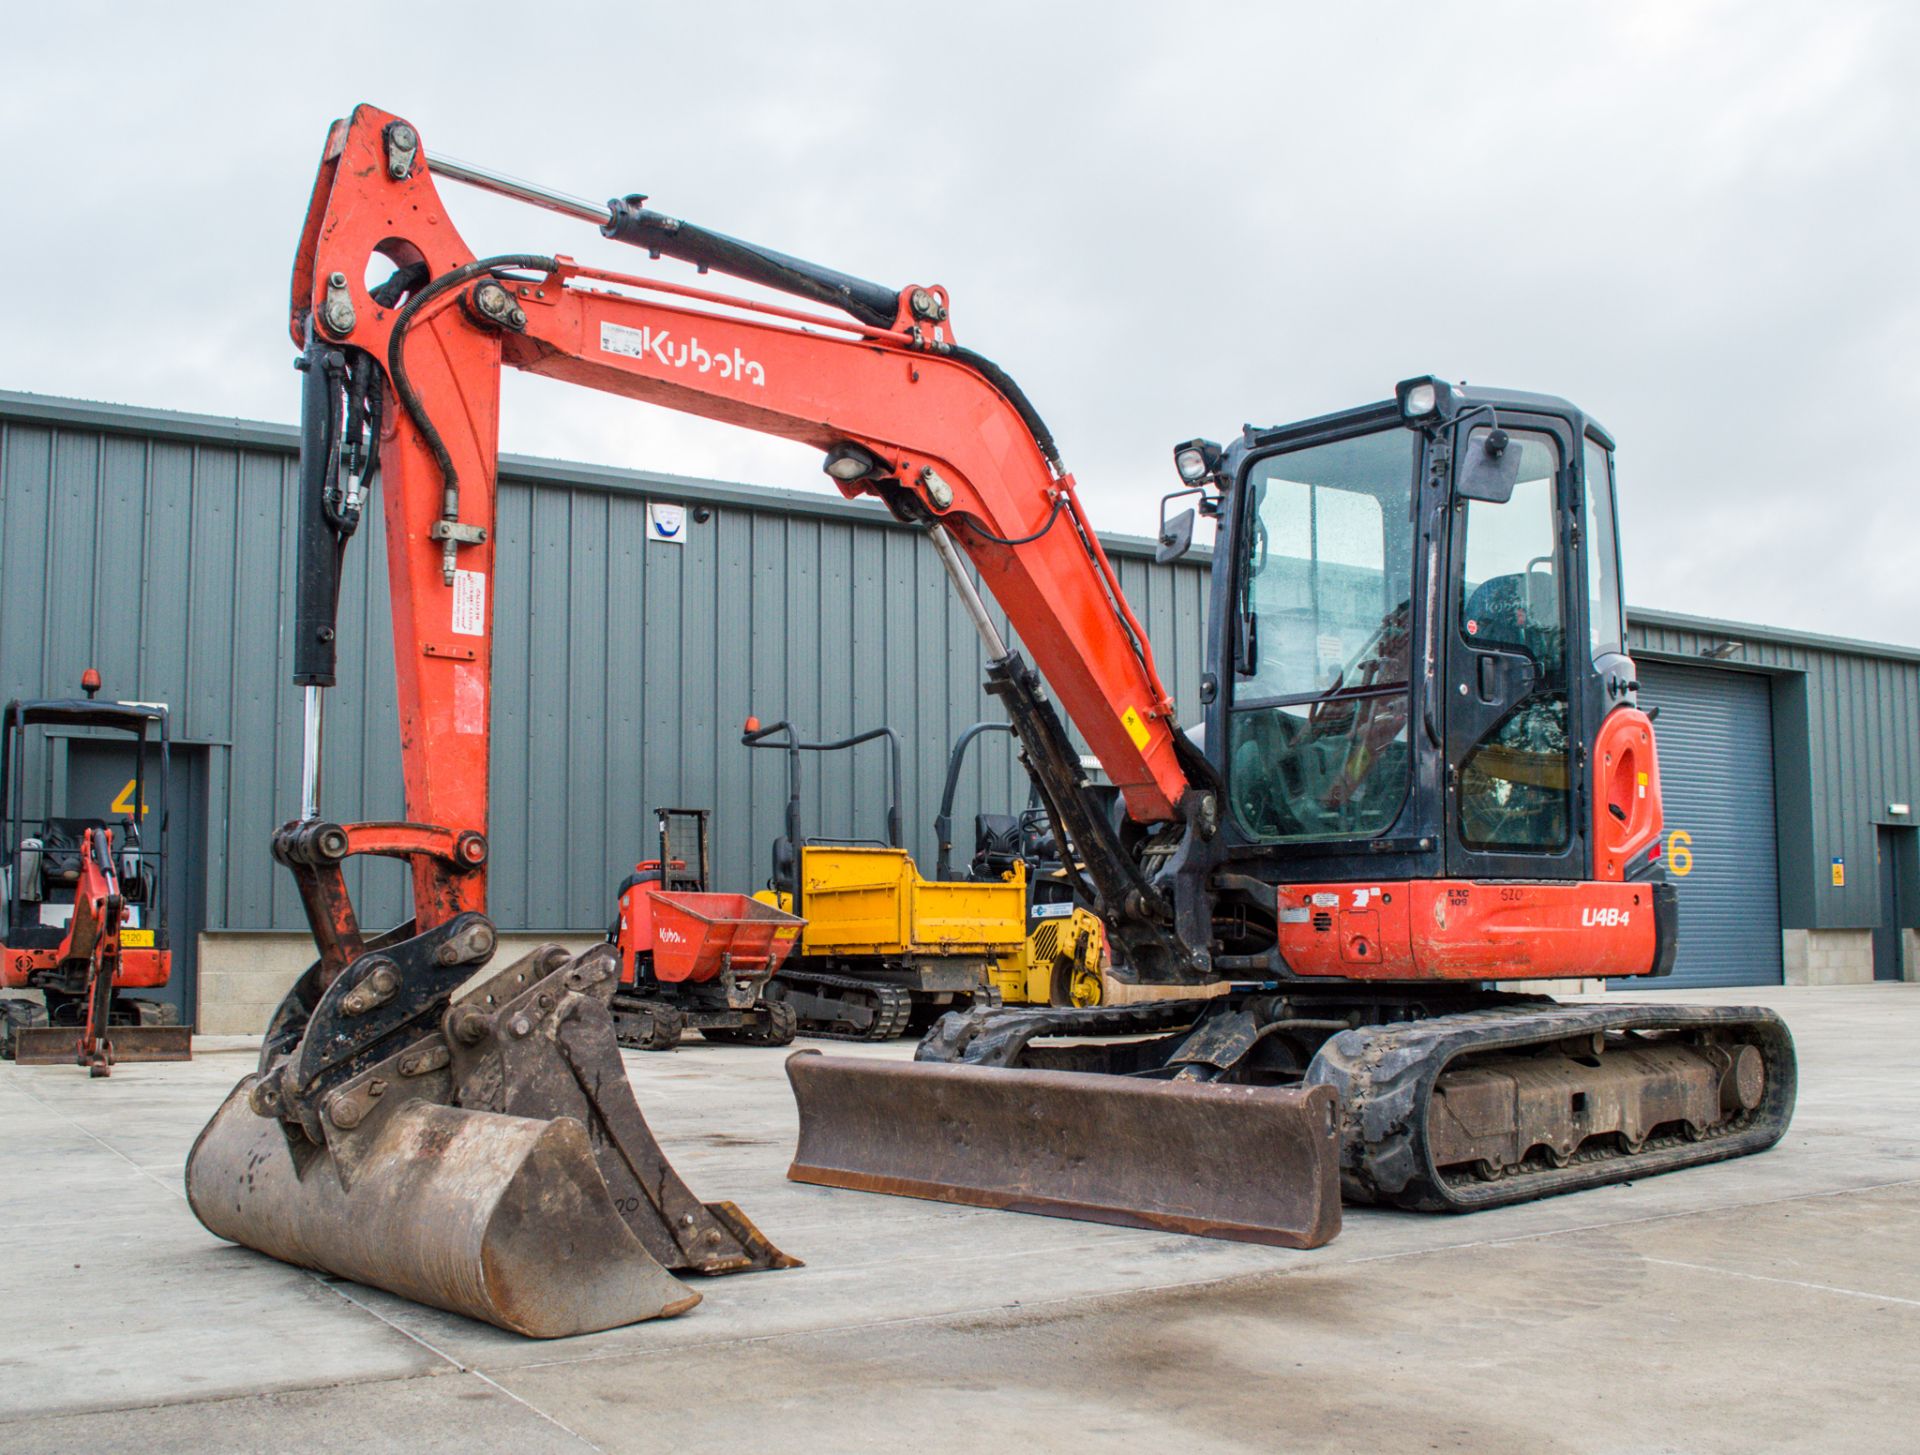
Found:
[0,392,1208,933]
[1628,611,1920,930]
[8,391,1916,942]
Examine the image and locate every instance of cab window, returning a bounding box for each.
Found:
[1582,437,1624,660]
[1229,428,1416,843]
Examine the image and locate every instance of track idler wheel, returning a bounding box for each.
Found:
[613,998,686,1051]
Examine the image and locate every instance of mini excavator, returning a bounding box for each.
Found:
[2,679,193,1074]
[187,105,1796,1334]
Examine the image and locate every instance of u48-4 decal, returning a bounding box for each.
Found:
[1582,906,1632,927]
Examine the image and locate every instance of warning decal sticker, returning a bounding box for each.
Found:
[452,569,486,637]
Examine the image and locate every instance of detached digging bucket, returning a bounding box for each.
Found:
[188,1084,697,1336]
[185,941,794,1339]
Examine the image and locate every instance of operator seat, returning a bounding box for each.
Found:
[971,814,1023,880]
[37,818,111,896]
[1463,574,1532,651]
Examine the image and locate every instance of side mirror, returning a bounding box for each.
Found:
[1156,505,1197,564]
[1457,427,1521,504]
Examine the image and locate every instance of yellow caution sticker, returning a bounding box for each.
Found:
[1121,705,1151,751]
[1636,770,1648,799]
[121,928,155,948]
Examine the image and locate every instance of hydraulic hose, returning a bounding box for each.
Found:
[386,254,559,520]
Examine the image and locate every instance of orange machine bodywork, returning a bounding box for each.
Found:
[291,105,1185,948]
[4,825,172,1073]
[613,869,803,986]
[1275,879,1660,981]
[1591,706,1664,882]
[2,945,168,987]
[2,823,169,988]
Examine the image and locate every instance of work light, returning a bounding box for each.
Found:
[823,445,878,482]
[1396,375,1461,422]
[1172,439,1223,485]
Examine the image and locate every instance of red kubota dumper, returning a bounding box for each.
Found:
[607,807,802,1049]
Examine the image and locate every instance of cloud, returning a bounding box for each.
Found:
[3,0,1914,641]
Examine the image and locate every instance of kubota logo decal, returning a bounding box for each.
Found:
[659,927,686,943]
[600,321,765,385]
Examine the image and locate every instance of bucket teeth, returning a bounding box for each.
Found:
[185,941,795,1337]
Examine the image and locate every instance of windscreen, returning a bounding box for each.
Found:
[1229,428,1418,842]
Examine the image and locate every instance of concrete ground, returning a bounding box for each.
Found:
[1,985,1915,1455]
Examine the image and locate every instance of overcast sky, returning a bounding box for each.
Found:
[4,2,1914,644]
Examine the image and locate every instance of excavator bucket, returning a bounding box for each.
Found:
[187,1084,699,1336]
[186,941,795,1338]
[785,1051,1343,1248]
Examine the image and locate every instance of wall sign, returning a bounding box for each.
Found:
[1831,856,1845,887]
[647,502,687,545]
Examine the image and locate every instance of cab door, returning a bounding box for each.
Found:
[1443,415,1583,881]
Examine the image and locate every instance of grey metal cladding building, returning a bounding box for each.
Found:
[1,390,1913,1031]
[0,390,1209,1030]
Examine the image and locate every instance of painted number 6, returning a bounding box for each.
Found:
[1667,829,1694,877]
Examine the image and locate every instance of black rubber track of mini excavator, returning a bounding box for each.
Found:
[1304,1001,1798,1212]
[775,973,914,1041]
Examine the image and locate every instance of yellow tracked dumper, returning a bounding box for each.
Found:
[744,718,1025,1037]
[935,721,1108,1009]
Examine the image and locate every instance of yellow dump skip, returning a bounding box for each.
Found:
[768,846,1028,958]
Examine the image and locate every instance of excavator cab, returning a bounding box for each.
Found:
[1200,379,1671,976]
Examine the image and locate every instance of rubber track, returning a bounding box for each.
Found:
[1305,1002,1798,1212]
[775,973,914,1041]
[608,996,683,1051]
[700,1000,799,1046]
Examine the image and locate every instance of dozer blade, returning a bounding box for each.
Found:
[11,1027,87,1066]
[785,1050,1342,1248]
[187,1081,698,1337]
[11,1025,193,1065]
[186,939,795,1338]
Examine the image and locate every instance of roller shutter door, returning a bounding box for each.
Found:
[1611,662,1784,989]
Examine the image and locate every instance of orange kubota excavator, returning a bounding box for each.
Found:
[187,105,1796,1333]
